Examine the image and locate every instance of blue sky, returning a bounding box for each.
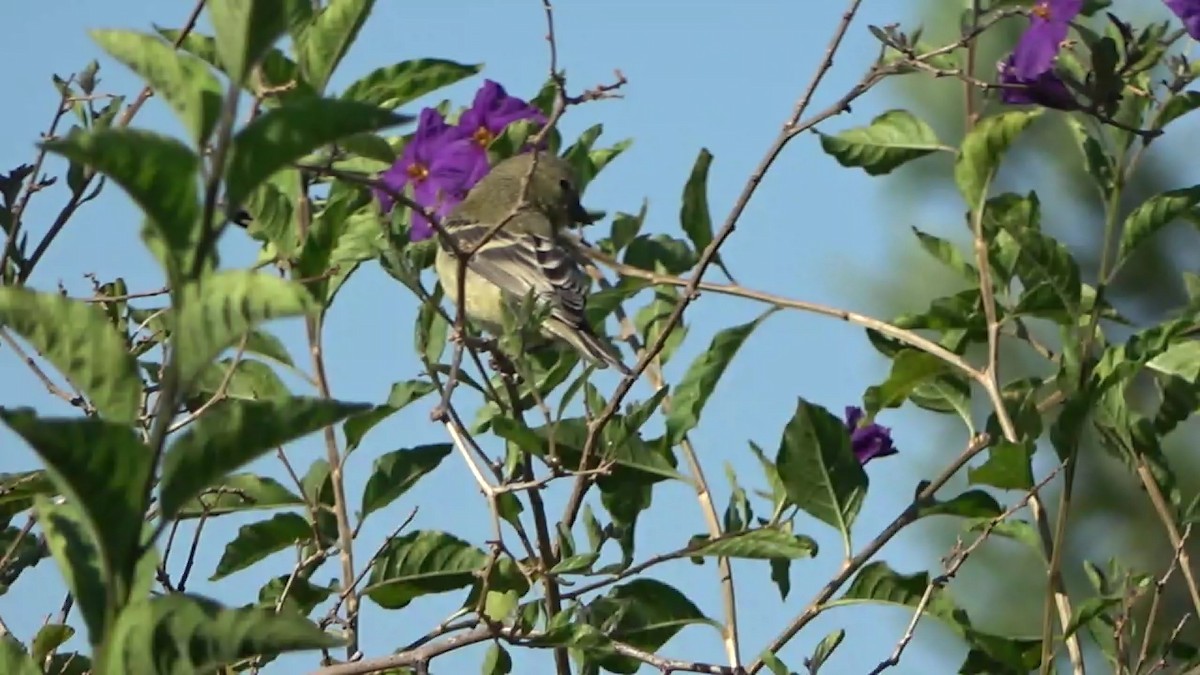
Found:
[4,1,1170,673]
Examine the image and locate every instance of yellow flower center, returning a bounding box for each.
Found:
[472,126,494,148]
[1032,2,1051,19]
[406,163,429,182]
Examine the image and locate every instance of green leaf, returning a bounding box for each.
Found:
[911,227,976,279]
[257,575,334,616]
[1155,90,1200,129]
[776,399,868,538]
[864,349,951,414]
[954,110,1041,211]
[102,593,340,673]
[174,270,316,386]
[90,29,222,146]
[295,0,374,92]
[159,396,369,519]
[364,530,487,609]
[837,561,967,634]
[665,310,773,445]
[343,380,438,453]
[225,98,410,210]
[809,629,845,673]
[1117,186,1200,266]
[42,129,200,275]
[160,28,317,101]
[1148,340,1200,382]
[0,637,39,675]
[174,473,303,518]
[243,329,295,367]
[31,624,75,663]
[688,528,817,560]
[211,512,314,580]
[207,0,291,82]
[298,209,383,305]
[549,553,600,575]
[0,411,152,601]
[341,58,482,108]
[679,148,733,280]
[34,496,109,643]
[916,488,1003,519]
[0,288,141,422]
[819,109,943,175]
[1012,229,1081,317]
[187,358,290,403]
[360,444,452,520]
[968,441,1035,490]
[588,579,714,672]
[1066,117,1114,200]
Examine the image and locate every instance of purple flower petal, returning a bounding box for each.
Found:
[1165,0,1200,40]
[459,79,546,150]
[998,56,1081,110]
[842,406,899,466]
[1010,0,1082,78]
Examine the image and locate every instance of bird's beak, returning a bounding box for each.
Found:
[566,189,598,225]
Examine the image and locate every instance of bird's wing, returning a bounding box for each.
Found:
[444,211,591,332]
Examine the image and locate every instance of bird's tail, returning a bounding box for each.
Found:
[545,319,632,375]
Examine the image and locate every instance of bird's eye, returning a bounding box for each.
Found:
[559,178,573,193]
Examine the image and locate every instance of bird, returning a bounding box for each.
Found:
[433,151,631,374]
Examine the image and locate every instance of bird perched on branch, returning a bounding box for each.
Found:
[433,152,630,374]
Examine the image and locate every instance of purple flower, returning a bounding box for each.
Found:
[843,406,898,466]
[458,79,546,152]
[1165,0,1200,40]
[997,0,1083,110]
[375,108,489,241]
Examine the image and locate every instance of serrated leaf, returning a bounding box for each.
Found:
[819,109,943,175]
[159,396,369,519]
[341,58,481,108]
[34,497,108,643]
[101,593,340,673]
[360,444,452,519]
[207,0,291,82]
[955,110,1041,210]
[364,530,487,609]
[688,528,817,559]
[90,29,222,146]
[174,270,316,386]
[224,98,410,210]
[42,129,200,275]
[776,399,868,538]
[0,288,141,422]
[1117,186,1200,266]
[665,310,773,445]
[294,0,374,92]
[211,512,313,580]
[0,411,151,602]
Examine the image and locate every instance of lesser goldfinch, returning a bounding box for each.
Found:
[434,152,630,374]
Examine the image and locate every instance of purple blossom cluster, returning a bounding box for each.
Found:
[843,406,898,466]
[998,0,1200,110]
[374,80,546,241]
